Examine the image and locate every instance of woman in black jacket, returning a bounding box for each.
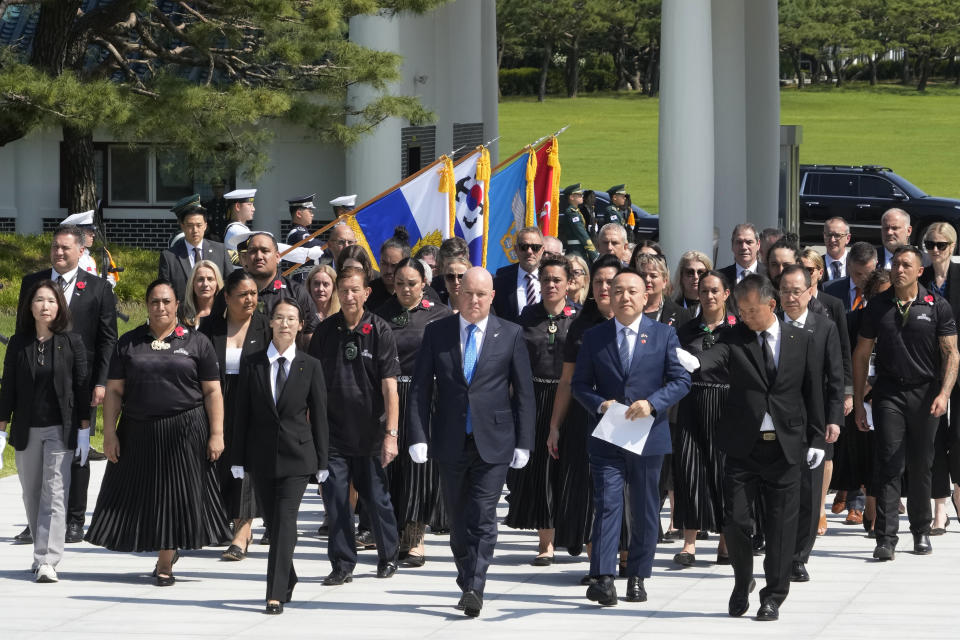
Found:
[0,280,89,583]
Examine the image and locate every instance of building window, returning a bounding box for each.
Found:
[108,145,194,205]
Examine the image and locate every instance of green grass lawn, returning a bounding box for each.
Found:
[498,82,960,214]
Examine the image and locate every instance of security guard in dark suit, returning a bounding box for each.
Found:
[558,184,598,262]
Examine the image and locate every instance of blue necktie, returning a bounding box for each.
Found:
[619,327,632,372]
[463,324,478,434]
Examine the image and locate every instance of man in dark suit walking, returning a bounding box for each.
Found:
[823,242,878,312]
[685,274,825,621]
[408,267,535,617]
[822,217,851,282]
[17,225,118,543]
[571,268,690,606]
[159,195,234,301]
[719,223,767,285]
[492,226,544,323]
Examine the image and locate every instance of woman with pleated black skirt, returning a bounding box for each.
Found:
[375,257,452,566]
[505,253,580,565]
[671,271,734,567]
[85,279,230,585]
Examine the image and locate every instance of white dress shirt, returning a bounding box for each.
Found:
[187,240,204,270]
[515,266,540,315]
[459,314,489,360]
[266,341,296,403]
[736,261,760,283]
[882,248,895,270]
[51,266,80,305]
[756,318,781,432]
[824,250,847,280]
[785,308,809,329]
[614,316,643,367]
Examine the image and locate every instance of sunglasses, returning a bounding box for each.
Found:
[518,243,543,253]
[683,269,707,278]
[444,272,465,282]
[924,240,952,252]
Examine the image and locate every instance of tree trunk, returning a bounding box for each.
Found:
[646,44,660,96]
[61,126,98,213]
[810,55,820,83]
[538,40,552,102]
[869,54,878,85]
[901,50,912,85]
[916,52,930,92]
[565,35,580,98]
[791,50,804,88]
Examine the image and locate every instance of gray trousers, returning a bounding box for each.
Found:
[15,426,73,569]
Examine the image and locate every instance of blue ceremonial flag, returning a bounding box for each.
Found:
[485,153,528,273]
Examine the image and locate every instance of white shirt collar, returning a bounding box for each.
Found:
[786,308,809,328]
[51,266,79,284]
[756,317,780,339]
[267,341,296,364]
[187,239,203,252]
[517,265,538,285]
[459,314,490,336]
[826,249,848,264]
[737,261,759,276]
[614,315,643,336]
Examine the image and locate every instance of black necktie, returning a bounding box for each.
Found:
[760,331,777,383]
[275,356,287,403]
[831,261,841,280]
[194,246,202,264]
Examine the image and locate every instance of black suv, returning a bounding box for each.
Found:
[799,165,960,245]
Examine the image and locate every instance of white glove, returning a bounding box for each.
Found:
[675,347,700,373]
[76,428,91,466]
[510,448,530,469]
[230,465,245,479]
[409,443,428,464]
[806,448,825,470]
[316,469,329,483]
[0,430,7,471]
[307,246,325,261]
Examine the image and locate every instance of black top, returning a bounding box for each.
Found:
[519,302,580,379]
[374,296,453,375]
[564,299,610,363]
[32,341,63,429]
[108,324,220,421]
[676,314,738,384]
[210,271,317,336]
[308,311,401,456]
[367,278,392,312]
[644,295,693,328]
[859,284,957,387]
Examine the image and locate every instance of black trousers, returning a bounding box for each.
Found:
[323,452,398,572]
[438,437,508,596]
[872,382,939,547]
[930,381,960,498]
[253,474,310,602]
[66,458,90,526]
[793,460,824,564]
[723,439,802,608]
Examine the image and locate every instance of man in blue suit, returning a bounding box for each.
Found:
[572,268,691,606]
[407,267,536,618]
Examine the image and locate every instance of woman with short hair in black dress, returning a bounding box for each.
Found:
[506,253,580,565]
[375,257,452,565]
[85,279,230,585]
[672,270,735,566]
[200,269,271,560]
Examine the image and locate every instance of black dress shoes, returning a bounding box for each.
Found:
[913,533,932,554]
[356,529,377,549]
[461,589,483,617]
[259,532,270,545]
[403,554,426,567]
[377,561,398,578]
[65,522,84,543]
[873,544,895,561]
[728,578,756,617]
[155,573,176,587]
[790,561,810,582]
[673,552,695,567]
[756,600,779,621]
[264,602,283,615]
[531,554,554,566]
[751,533,765,556]
[87,448,107,462]
[626,576,647,602]
[323,569,353,585]
[586,575,618,606]
[579,574,596,586]
[13,526,32,545]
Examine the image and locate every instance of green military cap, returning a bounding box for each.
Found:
[170,194,206,220]
[607,184,627,196]
[562,183,583,196]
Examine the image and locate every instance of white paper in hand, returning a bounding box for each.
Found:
[862,402,875,431]
[592,402,655,456]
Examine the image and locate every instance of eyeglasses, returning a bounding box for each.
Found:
[924,240,952,252]
[804,266,817,274]
[332,239,356,247]
[779,288,808,298]
[571,269,586,278]
[444,272,465,282]
[517,243,543,253]
[683,269,707,278]
[824,232,848,240]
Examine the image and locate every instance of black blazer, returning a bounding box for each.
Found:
[407,313,536,465]
[782,311,845,426]
[699,320,825,464]
[0,332,89,450]
[718,261,767,287]
[492,263,528,323]
[199,311,272,386]
[232,349,329,478]
[18,269,117,390]
[823,276,855,310]
[657,296,693,328]
[812,291,853,394]
[159,238,235,302]
[920,262,960,320]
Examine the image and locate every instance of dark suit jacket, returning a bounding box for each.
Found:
[823,276,855,310]
[232,349,329,478]
[407,313,535,465]
[0,332,89,450]
[699,320,825,464]
[718,261,767,287]
[158,238,234,302]
[18,269,117,391]
[783,311,845,426]
[492,263,534,323]
[812,291,853,394]
[821,252,849,282]
[920,262,960,320]
[199,311,272,386]
[571,315,691,456]
[657,296,693,328]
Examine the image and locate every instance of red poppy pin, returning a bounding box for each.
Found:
[727,315,737,326]
[273,279,282,291]
[174,326,185,337]
[563,306,574,317]
[924,294,934,304]
[422,299,433,309]
[361,323,372,335]
[75,281,86,290]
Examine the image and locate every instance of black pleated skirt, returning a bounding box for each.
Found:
[553,394,594,553]
[218,375,261,520]
[389,379,448,530]
[830,412,875,493]
[673,382,729,532]
[505,380,559,530]
[85,405,231,552]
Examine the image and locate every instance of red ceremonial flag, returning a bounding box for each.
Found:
[532,139,561,236]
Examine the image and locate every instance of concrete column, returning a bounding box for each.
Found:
[480,0,499,163]
[14,135,43,235]
[346,12,403,201]
[711,0,747,267]
[659,0,715,265]
[743,0,780,232]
